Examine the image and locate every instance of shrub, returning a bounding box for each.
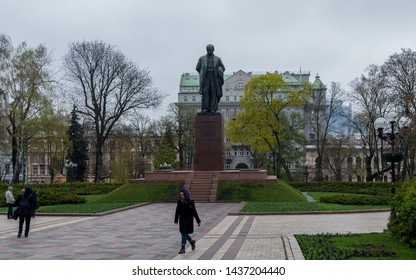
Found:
[0,183,121,207]
[291,181,393,196]
[319,193,389,205]
[296,233,395,260]
[388,179,416,247]
[217,181,306,202]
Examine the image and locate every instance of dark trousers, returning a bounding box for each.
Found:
[18,215,31,237]
[201,71,218,112]
[7,203,13,219]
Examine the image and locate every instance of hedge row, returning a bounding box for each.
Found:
[291,181,394,196]
[0,183,122,207]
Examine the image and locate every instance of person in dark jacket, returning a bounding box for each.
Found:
[174,186,201,254]
[14,186,38,238]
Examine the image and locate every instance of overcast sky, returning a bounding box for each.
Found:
[2,0,416,118]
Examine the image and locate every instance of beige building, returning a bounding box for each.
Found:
[178,70,321,170]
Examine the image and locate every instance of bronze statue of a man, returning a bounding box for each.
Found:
[196,44,225,113]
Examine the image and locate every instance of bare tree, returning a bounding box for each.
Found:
[324,134,356,181]
[382,48,416,115]
[130,112,157,178]
[63,41,164,182]
[305,81,344,181]
[0,34,12,70]
[382,48,416,178]
[167,103,196,169]
[349,64,393,181]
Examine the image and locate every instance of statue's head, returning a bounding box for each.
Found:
[206,44,215,55]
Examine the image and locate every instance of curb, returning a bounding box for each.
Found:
[227,201,391,216]
[0,202,153,217]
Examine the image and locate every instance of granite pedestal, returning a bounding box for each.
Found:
[193,113,224,171]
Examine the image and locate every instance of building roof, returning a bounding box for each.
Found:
[180,70,309,88]
[282,71,303,85]
[312,74,327,90]
[179,73,199,87]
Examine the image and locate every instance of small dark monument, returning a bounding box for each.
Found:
[194,44,225,171]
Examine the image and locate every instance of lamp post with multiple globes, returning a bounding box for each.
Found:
[374,112,411,194]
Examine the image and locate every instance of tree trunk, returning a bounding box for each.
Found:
[365,156,373,181]
[94,137,105,182]
[314,156,324,181]
[12,136,20,183]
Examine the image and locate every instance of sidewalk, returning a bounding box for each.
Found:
[0,203,390,260]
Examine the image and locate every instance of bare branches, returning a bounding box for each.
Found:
[63,40,164,181]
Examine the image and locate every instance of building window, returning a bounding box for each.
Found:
[356,157,362,169]
[234,82,245,91]
[234,96,237,101]
[347,157,353,171]
[40,164,45,175]
[309,133,316,140]
[184,96,188,102]
[225,84,230,91]
[226,96,229,102]
[192,96,196,102]
[33,165,38,176]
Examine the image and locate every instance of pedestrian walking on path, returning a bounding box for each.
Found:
[14,186,38,238]
[174,187,201,254]
[5,186,15,219]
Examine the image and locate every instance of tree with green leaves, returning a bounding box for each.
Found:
[32,105,70,183]
[0,39,54,183]
[225,73,310,180]
[63,40,164,182]
[153,117,177,169]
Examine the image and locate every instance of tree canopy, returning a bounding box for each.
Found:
[225,73,310,179]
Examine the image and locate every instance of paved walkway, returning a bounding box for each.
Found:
[0,204,390,260]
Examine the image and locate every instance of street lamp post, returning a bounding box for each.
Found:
[159,162,171,170]
[304,164,309,185]
[301,158,309,186]
[65,161,78,183]
[374,112,410,194]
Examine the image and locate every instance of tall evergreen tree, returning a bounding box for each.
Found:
[68,105,89,182]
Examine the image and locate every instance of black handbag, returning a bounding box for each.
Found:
[12,208,19,220]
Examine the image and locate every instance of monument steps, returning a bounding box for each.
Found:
[189,172,218,203]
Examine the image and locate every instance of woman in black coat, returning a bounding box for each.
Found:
[174,187,201,254]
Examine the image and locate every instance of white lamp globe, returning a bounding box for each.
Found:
[399,116,411,128]
[374,117,388,130]
[385,112,398,123]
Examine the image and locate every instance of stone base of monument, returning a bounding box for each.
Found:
[129,169,276,203]
[193,113,224,171]
[128,113,277,202]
